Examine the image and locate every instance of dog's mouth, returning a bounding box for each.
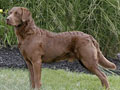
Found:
[6,19,15,26]
[6,20,22,27]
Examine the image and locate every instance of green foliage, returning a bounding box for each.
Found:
[0,68,120,90]
[0,0,120,56]
[0,14,16,47]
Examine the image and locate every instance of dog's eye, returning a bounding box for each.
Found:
[15,12,18,15]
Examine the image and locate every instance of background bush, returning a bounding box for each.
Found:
[0,0,120,57]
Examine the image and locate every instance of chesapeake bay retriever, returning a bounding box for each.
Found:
[6,7,116,90]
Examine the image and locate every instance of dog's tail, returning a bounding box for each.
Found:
[98,51,116,70]
[90,36,116,70]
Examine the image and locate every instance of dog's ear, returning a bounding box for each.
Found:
[21,7,31,22]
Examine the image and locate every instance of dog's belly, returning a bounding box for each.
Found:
[41,36,71,62]
[41,48,68,63]
[41,43,75,63]
[42,52,75,63]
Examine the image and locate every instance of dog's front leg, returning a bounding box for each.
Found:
[25,60,35,89]
[32,57,42,90]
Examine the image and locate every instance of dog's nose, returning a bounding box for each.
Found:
[6,18,9,22]
[6,17,10,25]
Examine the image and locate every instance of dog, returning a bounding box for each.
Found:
[6,7,116,90]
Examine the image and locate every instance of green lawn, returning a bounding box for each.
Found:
[0,68,120,90]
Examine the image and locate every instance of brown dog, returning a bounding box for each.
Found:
[6,7,116,90]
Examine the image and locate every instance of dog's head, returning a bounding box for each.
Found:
[6,7,31,26]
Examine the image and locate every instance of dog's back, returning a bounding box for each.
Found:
[41,30,90,62]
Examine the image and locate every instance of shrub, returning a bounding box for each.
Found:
[0,0,120,56]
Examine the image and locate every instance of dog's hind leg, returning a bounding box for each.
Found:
[80,59,109,89]
[76,43,109,89]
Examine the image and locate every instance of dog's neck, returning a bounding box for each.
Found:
[15,18,36,41]
[14,18,54,46]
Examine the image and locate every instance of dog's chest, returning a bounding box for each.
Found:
[18,42,28,57]
[18,40,37,57]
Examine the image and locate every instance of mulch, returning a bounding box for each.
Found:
[0,47,120,75]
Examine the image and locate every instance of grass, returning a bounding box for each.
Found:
[0,68,120,90]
